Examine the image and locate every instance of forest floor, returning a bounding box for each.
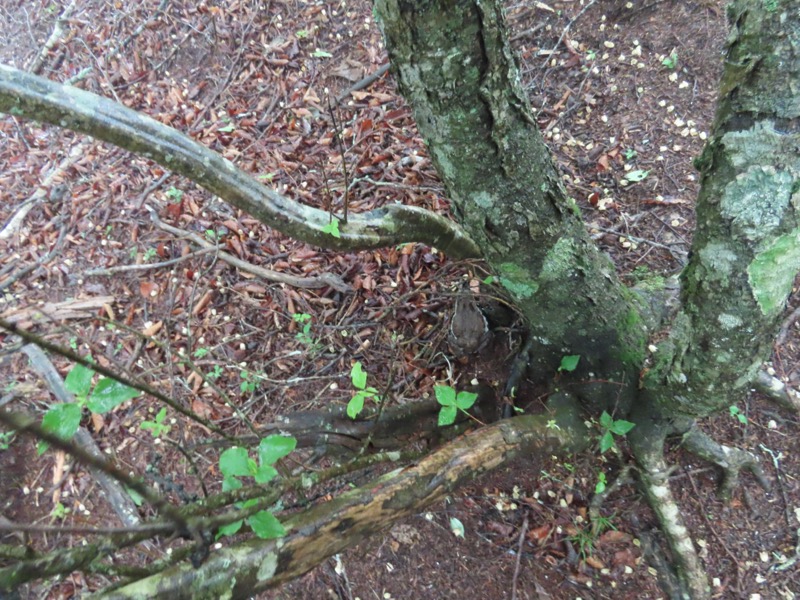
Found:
[1,0,799,598]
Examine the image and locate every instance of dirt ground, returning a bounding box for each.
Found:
[1,0,799,598]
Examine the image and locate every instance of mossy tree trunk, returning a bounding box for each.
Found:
[374,0,799,419]
[374,0,651,412]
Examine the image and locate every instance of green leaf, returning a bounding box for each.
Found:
[311,49,333,58]
[321,217,341,238]
[595,477,607,495]
[482,275,497,285]
[599,411,614,429]
[216,519,243,538]
[87,378,140,413]
[347,393,365,419]
[258,435,297,466]
[222,476,242,492]
[351,361,367,390]
[455,391,478,410]
[434,385,456,407]
[438,405,458,427]
[41,403,81,449]
[449,516,465,538]
[609,420,635,436]
[248,511,286,539]
[218,123,235,133]
[624,169,649,183]
[219,447,252,477]
[599,431,615,453]
[559,355,580,372]
[65,364,94,398]
[254,464,278,484]
[126,486,145,507]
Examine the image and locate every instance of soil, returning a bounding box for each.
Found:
[1,1,799,599]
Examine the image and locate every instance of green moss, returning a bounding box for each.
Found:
[498,262,538,299]
[748,228,800,316]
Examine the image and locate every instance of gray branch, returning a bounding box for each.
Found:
[0,64,480,259]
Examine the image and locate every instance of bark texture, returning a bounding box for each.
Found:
[645,0,800,417]
[374,0,650,410]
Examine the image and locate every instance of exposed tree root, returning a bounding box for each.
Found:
[680,425,771,501]
[628,409,711,600]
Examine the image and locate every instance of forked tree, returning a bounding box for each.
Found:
[0,1,797,598]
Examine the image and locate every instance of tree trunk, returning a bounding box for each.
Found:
[374,0,651,411]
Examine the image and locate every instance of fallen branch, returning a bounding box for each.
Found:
[144,206,352,292]
[0,65,480,259]
[98,394,589,599]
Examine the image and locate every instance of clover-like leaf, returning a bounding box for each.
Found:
[351,361,367,390]
[438,405,458,427]
[434,385,456,407]
[64,364,94,398]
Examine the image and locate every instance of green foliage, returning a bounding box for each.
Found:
[208,365,223,381]
[50,502,70,520]
[39,362,140,454]
[321,216,341,238]
[292,313,317,348]
[165,186,184,201]
[141,407,171,438]
[558,354,580,373]
[0,430,14,451]
[194,347,210,358]
[347,361,381,419]
[311,49,333,58]
[569,513,616,560]
[661,50,678,69]
[624,169,649,183]
[623,147,637,160]
[240,371,257,394]
[142,247,158,262]
[595,470,607,494]
[435,385,478,427]
[216,435,297,540]
[729,405,747,425]
[598,411,635,453]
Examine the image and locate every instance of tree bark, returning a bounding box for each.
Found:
[98,395,588,599]
[373,0,650,410]
[644,0,800,417]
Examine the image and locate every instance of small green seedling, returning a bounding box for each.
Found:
[165,186,184,201]
[39,362,140,454]
[595,470,608,494]
[312,48,333,58]
[435,385,478,427]
[292,313,316,347]
[0,431,14,451]
[141,407,171,438]
[598,411,635,453]
[558,354,581,373]
[321,216,341,238]
[194,347,210,358]
[240,371,257,394]
[729,405,747,425]
[208,365,223,381]
[347,362,381,419]
[50,502,70,521]
[216,435,297,539]
[623,148,637,160]
[661,50,678,70]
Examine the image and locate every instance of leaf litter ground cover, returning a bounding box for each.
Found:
[0,0,799,598]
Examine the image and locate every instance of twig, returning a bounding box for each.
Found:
[145,205,351,292]
[334,63,391,105]
[0,144,85,240]
[84,247,217,277]
[27,0,76,75]
[510,516,529,600]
